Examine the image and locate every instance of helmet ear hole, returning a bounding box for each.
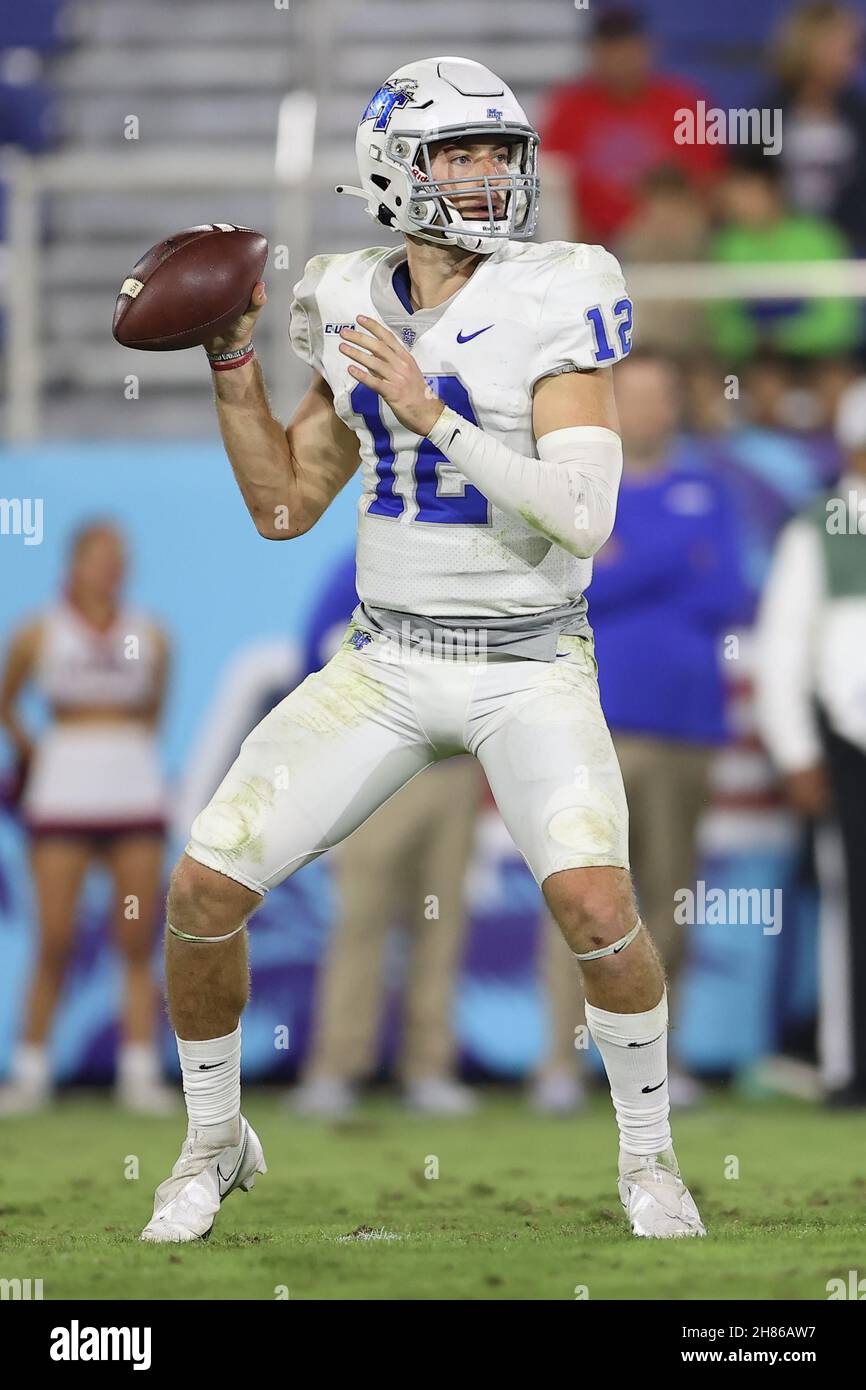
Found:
[376,204,396,227]
[370,174,390,192]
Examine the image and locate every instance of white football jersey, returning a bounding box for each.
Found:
[290,240,632,619]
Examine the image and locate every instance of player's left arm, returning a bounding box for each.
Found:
[339,317,623,558]
[531,364,619,436]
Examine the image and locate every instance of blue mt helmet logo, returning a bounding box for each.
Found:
[361,78,418,131]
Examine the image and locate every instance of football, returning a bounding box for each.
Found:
[111,223,268,351]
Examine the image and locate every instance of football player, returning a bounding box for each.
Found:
[141,56,705,1243]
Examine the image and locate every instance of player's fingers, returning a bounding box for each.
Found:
[241,284,266,321]
[356,314,404,352]
[343,352,391,381]
[345,362,387,391]
[339,341,386,370]
[339,327,392,361]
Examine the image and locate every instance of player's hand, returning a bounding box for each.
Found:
[203,281,267,355]
[783,765,830,819]
[339,316,444,436]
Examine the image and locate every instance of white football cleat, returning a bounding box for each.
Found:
[529,1068,586,1115]
[404,1077,478,1115]
[115,1079,181,1116]
[618,1147,707,1239]
[291,1076,358,1119]
[140,1114,266,1243]
[667,1067,706,1110]
[0,1079,52,1116]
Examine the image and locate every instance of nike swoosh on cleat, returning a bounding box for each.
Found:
[456,325,493,343]
[217,1131,248,1197]
[641,1079,667,1093]
[627,1033,665,1049]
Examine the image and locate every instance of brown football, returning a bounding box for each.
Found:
[112,224,268,351]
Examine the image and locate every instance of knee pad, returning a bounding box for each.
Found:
[572,917,642,962]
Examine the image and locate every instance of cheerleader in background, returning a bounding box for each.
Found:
[0,520,175,1114]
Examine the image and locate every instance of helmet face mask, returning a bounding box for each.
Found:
[345,58,541,254]
[388,125,539,246]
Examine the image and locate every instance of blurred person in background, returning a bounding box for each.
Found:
[696,354,845,605]
[810,356,865,430]
[681,353,807,442]
[709,152,860,362]
[292,553,483,1118]
[615,165,710,356]
[754,379,866,1106]
[0,521,174,1115]
[534,353,748,1111]
[540,5,724,245]
[766,1,866,254]
[680,356,738,437]
[742,354,806,433]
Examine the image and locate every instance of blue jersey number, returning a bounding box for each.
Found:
[351,374,488,525]
[585,298,633,363]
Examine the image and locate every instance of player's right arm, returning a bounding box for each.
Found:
[205,284,361,540]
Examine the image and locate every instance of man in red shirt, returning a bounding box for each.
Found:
[542,7,725,245]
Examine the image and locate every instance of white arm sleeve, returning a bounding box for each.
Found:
[753,519,825,774]
[425,406,623,559]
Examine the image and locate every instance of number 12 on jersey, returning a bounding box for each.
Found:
[585,297,633,364]
[351,375,489,524]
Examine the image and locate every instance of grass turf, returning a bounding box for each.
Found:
[0,1090,863,1300]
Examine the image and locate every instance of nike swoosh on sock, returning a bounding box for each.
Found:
[627,1032,665,1049]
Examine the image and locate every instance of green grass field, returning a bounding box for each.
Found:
[0,1090,863,1300]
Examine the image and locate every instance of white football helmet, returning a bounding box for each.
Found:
[337,56,540,254]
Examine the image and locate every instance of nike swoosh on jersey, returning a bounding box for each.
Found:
[456,325,494,343]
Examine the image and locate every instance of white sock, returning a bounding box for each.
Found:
[585,993,672,1157]
[117,1043,161,1089]
[12,1044,50,1090]
[176,1025,241,1131]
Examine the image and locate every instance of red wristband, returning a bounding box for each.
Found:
[207,344,255,371]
